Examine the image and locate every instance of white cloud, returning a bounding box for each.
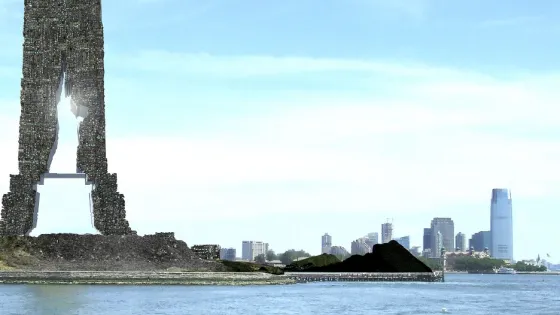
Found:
[0,53,559,259]
[108,50,486,81]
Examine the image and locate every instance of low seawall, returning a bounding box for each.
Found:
[0,271,445,285]
[516,272,560,275]
[285,272,443,283]
[0,271,295,285]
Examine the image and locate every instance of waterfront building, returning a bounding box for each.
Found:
[394,236,410,250]
[490,188,514,261]
[430,218,454,257]
[241,241,269,261]
[410,246,421,256]
[330,245,350,258]
[351,238,371,255]
[423,228,432,252]
[191,244,220,260]
[219,248,236,261]
[381,222,393,243]
[435,231,443,256]
[455,232,466,252]
[266,260,284,267]
[469,231,491,252]
[445,250,490,268]
[321,233,332,254]
[364,232,379,248]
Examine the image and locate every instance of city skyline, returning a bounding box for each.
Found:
[0,1,559,261]
[234,190,539,262]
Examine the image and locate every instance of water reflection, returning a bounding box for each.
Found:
[21,285,90,314]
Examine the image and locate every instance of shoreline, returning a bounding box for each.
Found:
[0,271,445,285]
[447,271,560,275]
[0,271,296,286]
[7,270,557,285]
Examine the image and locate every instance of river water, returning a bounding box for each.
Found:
[0,274,558,314]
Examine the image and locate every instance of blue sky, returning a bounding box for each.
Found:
[0,0,559,262]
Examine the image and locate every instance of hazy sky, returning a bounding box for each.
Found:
[0,0,559,262]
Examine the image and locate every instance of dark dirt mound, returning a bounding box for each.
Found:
[300,241,432,273]
[284,254,341,272]
[0,233,227,271]
[219,260,284,275]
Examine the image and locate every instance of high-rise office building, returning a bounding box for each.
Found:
[330,246,350,258]
[394,236,410,250]
[430,218,454,257]
[410,246,421,256]
[219,248,236,261]
[455,232,466,252]
[423,228,432,252]
[435,231,443,256]
[364,232,379,248]
[351,238,371,255]
[381,222,393,243]
[490,188,513,261]
[241,241,269,261]
[321,233,332,254]
[469,231,491,251]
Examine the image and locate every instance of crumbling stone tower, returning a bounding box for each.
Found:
[0,0,134,235]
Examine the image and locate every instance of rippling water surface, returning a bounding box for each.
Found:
[0,274,558,314]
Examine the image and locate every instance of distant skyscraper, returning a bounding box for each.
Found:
[351,238,371,255]
[410,246,421,256]
[455,232,466,252]
[430,218,454,257]
[394,236,410,250]
[490,188,513,261]
[241,241,269,261]
[219,248,236,261]
[321,233,332,254]
[435,231,443,256]
[330,246,350,258]
[469,231,491,251]
[364,232,379,248]
[381,222,393,243]
[423,228,432,252]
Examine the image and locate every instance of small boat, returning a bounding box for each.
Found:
[496,267,516,274]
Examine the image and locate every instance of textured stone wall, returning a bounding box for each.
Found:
[0,0,133,235]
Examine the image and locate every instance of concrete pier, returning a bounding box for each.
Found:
[0,271,295,285]
[285,272,443,283]
[0,271,445,285]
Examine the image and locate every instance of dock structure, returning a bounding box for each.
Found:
[285,272,443,283]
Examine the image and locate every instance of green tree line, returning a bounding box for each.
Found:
[255,249,311,265]
[260,250,547,272]
[419,256,547,272]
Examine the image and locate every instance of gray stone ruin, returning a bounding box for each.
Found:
[0,0,134,236]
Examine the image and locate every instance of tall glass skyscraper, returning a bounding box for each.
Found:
[321,233,332,254]
[430,217,454,257]
[490,188,513,261]
[381,222,393,243]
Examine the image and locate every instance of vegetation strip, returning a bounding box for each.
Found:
[418,256,548,272]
